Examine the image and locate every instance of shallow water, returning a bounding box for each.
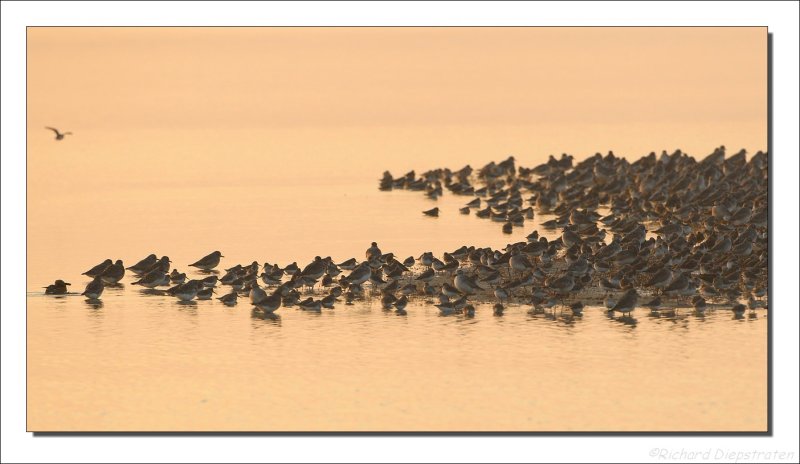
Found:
[26,173,767,432]
[26,27,768,431]
[27,289,767,432]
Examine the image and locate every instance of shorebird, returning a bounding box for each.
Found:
[82,259,112,278]
[44,279,70,295]
[436,301,458,315]
[131,270,169,288]
[453,270,483,295]
[146,256,172,274]
[366,242,382,261]
[127,254,158,274]
[283,262,300,275]
[254,288,283,313]
[547,274,575,297]
[422,207,439,217]
[747,295,765,311]
[441,282,461,298]
[170,270,187,284]
[81,276,105,300]
[399,283,417,295]
[731,303,747,317]
[415,268,435,282]
[250,283,268,305]
[493,303,504,316]
[644,267,672,293]
[422,282,437,296]
[509,252,532,276]
[570,301,584,316]
[663,273,691,301]
[493,286,509,303]
[692,296,707,314]
[189,251,223,271]
[463,304,476,317]
[45,127,72,140]
[418,252,434,267]
[393,295,408,312]
[320,294,336,309]
[342,263,371,286]
[642,296,662,314]
[172,280,203,301]
[196,287,215,300]
[380,293,397,309]
[298,298,322,312]
[100,259,125,284]
[217,291,238,306]
[610,288,638,316]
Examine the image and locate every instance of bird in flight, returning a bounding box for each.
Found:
[45,127,72,140]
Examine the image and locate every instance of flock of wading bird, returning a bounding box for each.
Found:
[44,146,768,321]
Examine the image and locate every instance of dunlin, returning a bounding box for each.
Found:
[81,276,105,300]
[127,254,158,274]
[83,259,112,278]
[44,279,71,295]
[366,242,382,261]
[453,270,483,295]
[131,270,169,288]
[100,260,125,284]
[189,251,223,271]
[217,291,239,306]
[610,289,638,316]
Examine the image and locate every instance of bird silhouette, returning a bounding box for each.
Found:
[45,127,72,140]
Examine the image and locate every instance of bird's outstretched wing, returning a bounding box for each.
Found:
[45,126,60,135]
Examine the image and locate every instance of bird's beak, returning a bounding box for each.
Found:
[66,283,71,285]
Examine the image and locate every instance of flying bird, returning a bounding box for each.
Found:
[45,127,72,140]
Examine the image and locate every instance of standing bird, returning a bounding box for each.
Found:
[81,276,105,300]
[423,207,440,217]
[45,126,72,140]
[171,280,203,302]
[100,259,125,284]
[366,242,382,261]
[610,289,638,317]
[249,283,268,306]
[82,259,112,278]
[131,270,169,288]
[453,269,484,295]
[493,303,505,316]
[127,254,158,274]
[570,301,585,317]
[189,251,223,271]
[217,291,239,306]
[196,287,215,300]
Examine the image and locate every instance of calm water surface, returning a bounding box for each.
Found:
[27,154,767,431]
[26,27,768,432]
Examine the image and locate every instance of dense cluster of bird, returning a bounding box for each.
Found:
[44,147,767,320]
[377,146,768,317]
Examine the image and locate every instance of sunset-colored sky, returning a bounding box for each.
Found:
[28,27,766,131]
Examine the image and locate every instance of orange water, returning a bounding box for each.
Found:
[27,27,767,431]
